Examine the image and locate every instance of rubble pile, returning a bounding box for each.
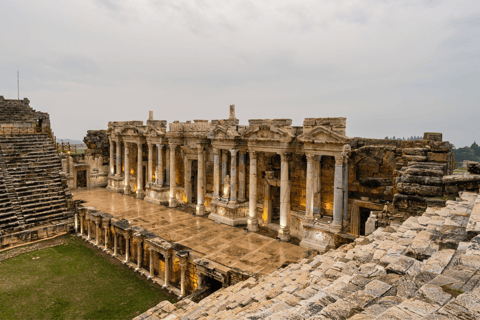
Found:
[138,192,480,320]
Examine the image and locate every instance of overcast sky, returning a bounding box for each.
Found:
[1,0,479,147]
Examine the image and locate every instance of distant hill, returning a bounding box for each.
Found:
[57,139,84,145]
[453,142,480,166]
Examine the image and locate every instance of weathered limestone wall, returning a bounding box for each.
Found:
[83,130,109,164]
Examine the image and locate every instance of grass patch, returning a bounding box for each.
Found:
[0,235,175,320]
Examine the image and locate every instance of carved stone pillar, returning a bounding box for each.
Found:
[213,148,220,198]
[113,230,118,256]
[238,151,246,202]
[87,217,91,241]
[315,156,322,216]
[229,149,237,204]
[248,151,259,231]
[109,139,114,175]
[116,140,121,178]
[178,256,188,297]
[125,235,131,263]
[104,224,109,250]
[169,144,177,207]
[147,143,153,185]
[74,213,79,233]
[278,153,290,241]
[80,213,84,235]
[95,219,100,246]
[197,146,206,216]
[333,156,344,227]
[137,142,145,199]
[305,154,315,222]
[156,144,164,186]
[136,239,142,270]
[124,144,131,194]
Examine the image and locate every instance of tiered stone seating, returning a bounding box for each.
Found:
[0,168,21,231]
[0,134,72,229]
[0,99,41,123]
[141,192,480,320]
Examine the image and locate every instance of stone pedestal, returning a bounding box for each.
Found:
[209,199,248,226]
[107,174,125,193]
[299,221,339,253]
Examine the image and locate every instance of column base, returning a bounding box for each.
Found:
[169,197,177,207]
[278,227,290,241]
[247,217,259,232]
[124,186,131,195]
[196,204,206,216]
[136,190,145,200]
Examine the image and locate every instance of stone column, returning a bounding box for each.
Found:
[124,144,131,194]
[184,159,192,203]
[165,148,170,186]
[74,213,79,233]
[95,220,100,246]
[179,257,187,297]
[305,154,315,222]
[147,143,153,185]
[104,225,109,250]
[116,140,121,178]
[229,149,237,204]
[238,151,246,202]
[109,139,114,175]
[278,153,290,241]
[113,230,118,256]
[333,156,344,227]
[248,151,259,231]
[213,148,220,199]
[125,235,131,263]
[197,147,206,215]
[222,150,228,184]
[136,239,142,270]
[137,142,145,199]
[169,144,177,207]
[315,156,322,216]
[87,218,91,241]
[164,252,170,287]
[80,213,84,235]
[343,158,349,221]
[68,156,74,176]
[157,144,164,186]
[149,249,155,278]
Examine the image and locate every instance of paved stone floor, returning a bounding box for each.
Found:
[73,188,306,275]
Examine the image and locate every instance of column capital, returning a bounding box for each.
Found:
[249,150,257,159]
[213,148,221,155]
[169,144,177,150]
[335,155,344,165]
[229,149,238,156]
[306,154,315,162]
[197,146,205,154]
[147,142,153,148]
[279,152,291,162]
[156,143,164,149]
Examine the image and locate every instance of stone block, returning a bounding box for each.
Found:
[427,152,449,163]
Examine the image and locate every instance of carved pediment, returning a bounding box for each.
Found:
[120,125,141,136]
[145,125,164,137]
[242,125,294,142]
[207,125,240,140]
[298,126,349,144]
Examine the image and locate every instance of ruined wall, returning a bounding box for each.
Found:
[84,130,109,164]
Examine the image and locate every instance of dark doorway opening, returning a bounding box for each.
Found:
[77,170,87,188]
[271,185,281,224]
[142,165,147,190]
[204,276,223,294]
[359,207,371,236]
[192,160,198,203]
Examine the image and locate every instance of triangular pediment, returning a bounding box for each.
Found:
[207,125,239,140]
[298,126,349,144]
[242,125,294,142]
[144,125,164,137]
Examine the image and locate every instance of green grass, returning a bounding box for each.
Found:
[0,235,175,320]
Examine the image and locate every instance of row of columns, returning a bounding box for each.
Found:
[75,212,190,297]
